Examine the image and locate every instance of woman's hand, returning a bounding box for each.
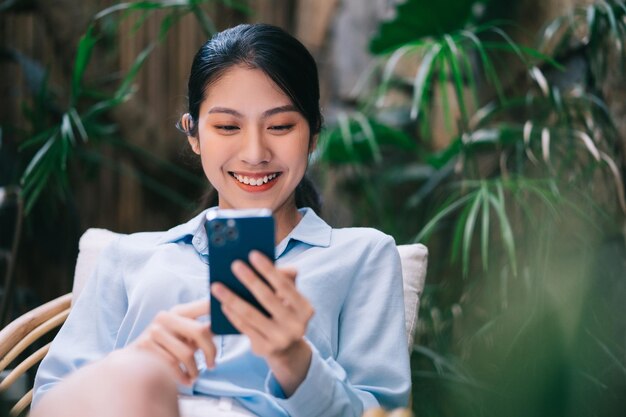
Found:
[127,299,215,386]
[211,250,314,396]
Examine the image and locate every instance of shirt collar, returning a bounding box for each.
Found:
[157,207,332,256]
[283,207,331,248]
[157,209,208,248]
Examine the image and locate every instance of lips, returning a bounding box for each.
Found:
[229,171,282,191]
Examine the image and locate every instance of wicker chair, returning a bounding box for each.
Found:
[0,228,427,416]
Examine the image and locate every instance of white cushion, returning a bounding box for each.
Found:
[72,229,428,348]
[397,244,428,348]
[72,228,122,303]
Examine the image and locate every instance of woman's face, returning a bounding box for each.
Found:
[188,65,314,216]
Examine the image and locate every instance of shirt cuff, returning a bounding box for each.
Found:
[264,343,343,417]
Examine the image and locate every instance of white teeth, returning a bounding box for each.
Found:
[233,173,278,186]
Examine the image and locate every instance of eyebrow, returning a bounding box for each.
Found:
[207,105,298,119]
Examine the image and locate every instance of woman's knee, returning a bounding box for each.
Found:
[32,349,179,417]
[103,348,178,400]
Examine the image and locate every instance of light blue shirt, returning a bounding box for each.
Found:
[33,208,410,416]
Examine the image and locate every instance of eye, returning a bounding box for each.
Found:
[215,125,240,133]
[268,124,295,132]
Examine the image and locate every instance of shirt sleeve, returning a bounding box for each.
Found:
[265,235,411,417]
[32,237,128,405]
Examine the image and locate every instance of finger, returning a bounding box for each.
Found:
[142,339,192,385]
[155,312,216,368]
[151,325,198,381]
[280,267,298,283]
[249,251,301,301]
[211,283,277,333]
[231,261,289,318]
[249,253,312,321]
[234,259,314,327]
[170,299,210,319]
[215,284,298,350]
[221,303,273,354]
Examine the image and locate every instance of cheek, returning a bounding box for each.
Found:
[197,139,226,177]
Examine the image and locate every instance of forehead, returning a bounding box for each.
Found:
[202,65,293,109]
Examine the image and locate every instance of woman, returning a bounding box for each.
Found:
[32,23,410,417]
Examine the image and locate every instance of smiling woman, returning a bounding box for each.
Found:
[189,66,313,241]
[28,24,411,417]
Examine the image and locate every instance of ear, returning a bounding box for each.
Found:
[187,135,201,155]
[308,134,318,153]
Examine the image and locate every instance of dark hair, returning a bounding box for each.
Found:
[180,23,322,214]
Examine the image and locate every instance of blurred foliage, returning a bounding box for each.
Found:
[1,0,251,215]
[369,0,487,53]
[320,0,626,416]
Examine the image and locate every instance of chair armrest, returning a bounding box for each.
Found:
[0,293,72,371]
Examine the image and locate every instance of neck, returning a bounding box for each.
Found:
[272,199,302,244]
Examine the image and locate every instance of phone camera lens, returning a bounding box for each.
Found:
[225,226,239,241]
[210,221,224,233]
[212,234,225,247]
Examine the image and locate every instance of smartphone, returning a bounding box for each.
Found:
[205,208,275,335]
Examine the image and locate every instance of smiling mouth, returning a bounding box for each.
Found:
[229,172,282,187]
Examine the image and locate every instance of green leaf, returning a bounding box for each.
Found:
[487,185,517,275]
[159,10,184,41]
[369,0,480,54]
[19,128,57,150]
[461,185,483,277]
[71,25,99,103]
[115,43,156,101]
[322,116,414,164]
[23,167,52,214]
[22,135,55,180]
[220,0,253,14]
[458,44,479,110]
[353,112,382,163]
[488,27,529,67]
[444,34,469,130]
[480,184,490,270]
[378,45,414,106]
[414,193,474,243]
[94,1,183,20]
[427,138,463,169]
[450,192,475,263]
[68,108,88,142]
[437,49,451,130]
[60,113,76,145]
[459,30,505,103]
[406,160,456,207]
[411,43,442,120]
[191,4,216,37]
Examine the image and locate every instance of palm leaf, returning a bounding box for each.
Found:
[487,184,517,275]
[410,43,443,120]
[480,184,490,270]
[414,193,474,243]
[461,187,483,277]
[458,30,505,102]
[71,25,99,104]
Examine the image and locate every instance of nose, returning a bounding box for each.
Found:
[239,127,271,165]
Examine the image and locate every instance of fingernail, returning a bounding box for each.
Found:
[211,284,224,297]
[231,260,244,273]
[249,251,262,262]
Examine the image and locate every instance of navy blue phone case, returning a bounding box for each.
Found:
[206,211,275,335]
